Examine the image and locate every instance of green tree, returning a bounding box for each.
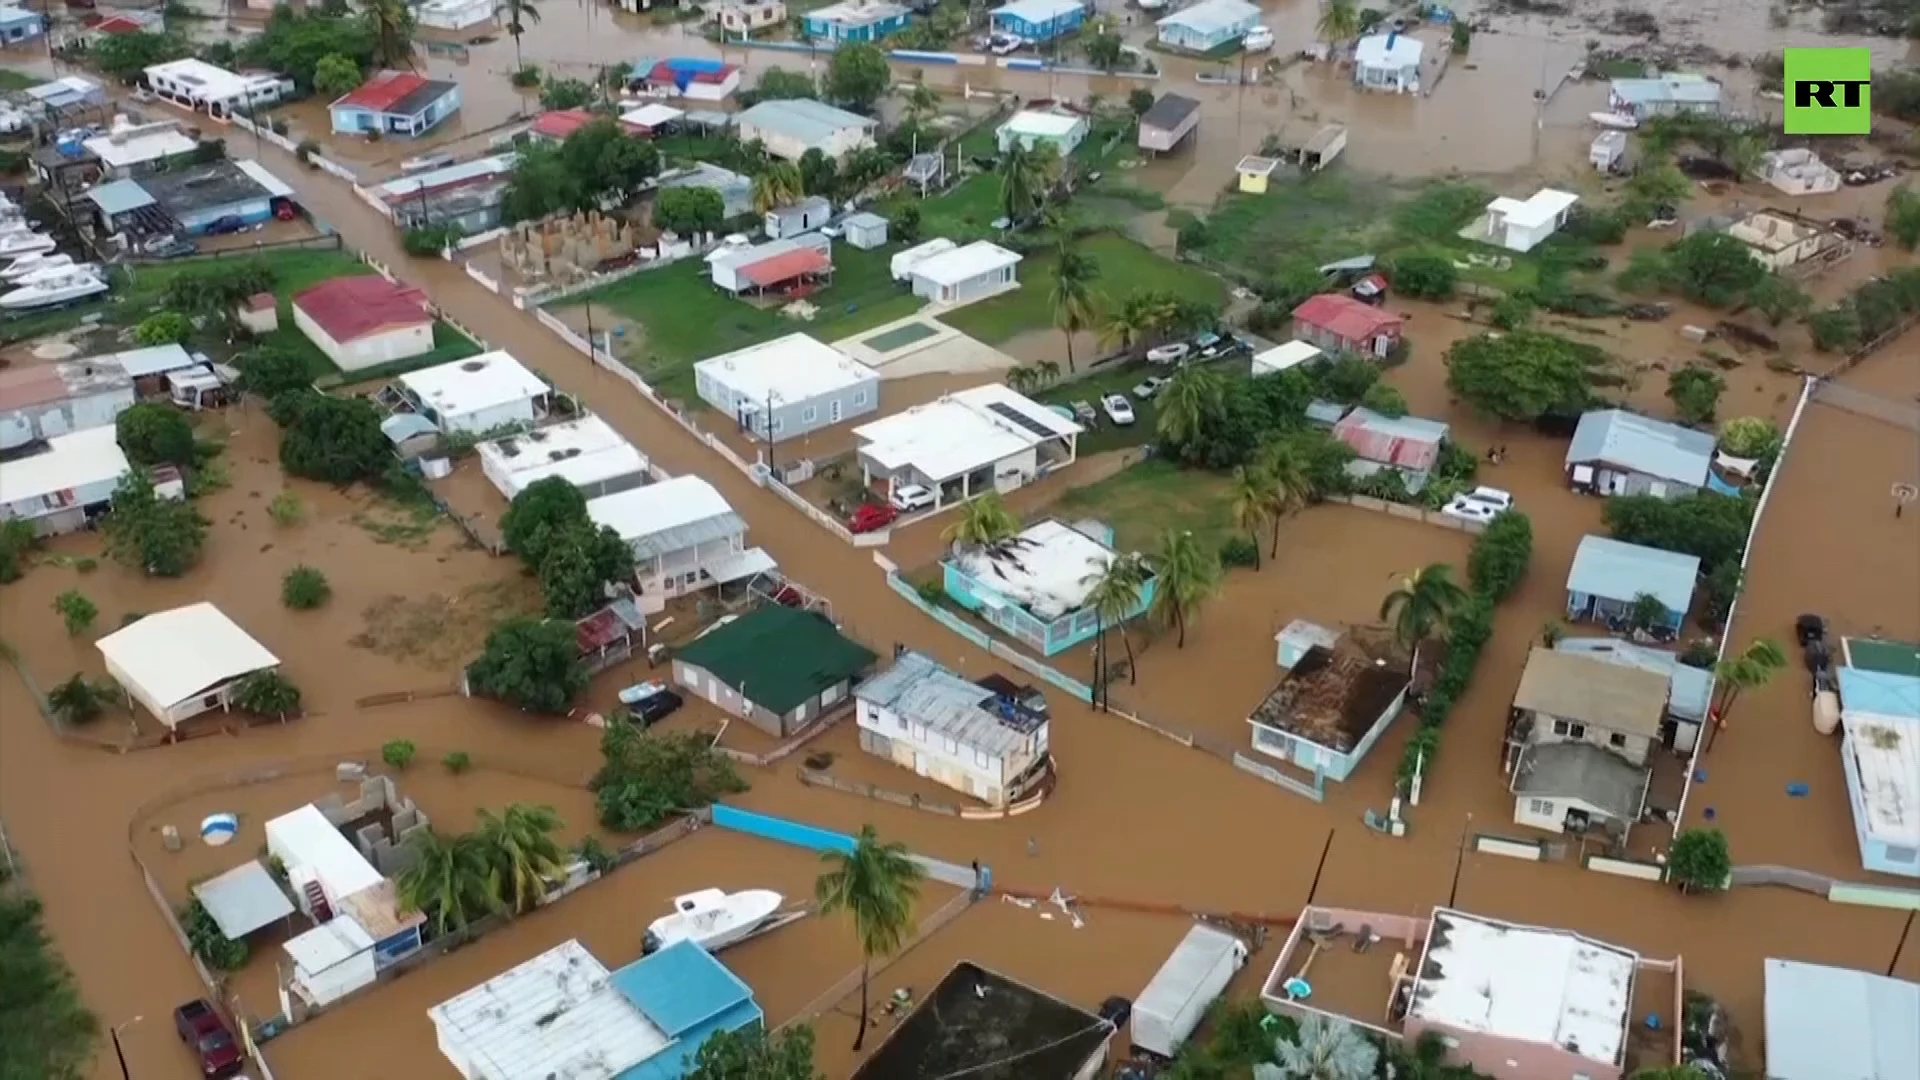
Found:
[52,590,96,637]
[1663,231,1766,307]
[1717,416,1778,459]
[1622,163,1690,219]
[1603,491,1754,571]
[1049,238,1099,373]
[1227,466,1276,571]
[891,202,922,243]
[1888,184,1920,250]
[1083,552,1149,691]
[103,471,209,577]
[1745,272,1810,326]
[181,899,249,970]
[653,185,725,236]
[1707,638,1787,747]
[1380,564,1468,652]
[476,804,568,915]
[825,42,890,112]
[537,524,635,618]
[47,674,108,724]
[1316,0,1361,46]
[239,344,312,402]
[592,723,745,830]
[1258,442,1312,558]
[313,52,363,98]
[281,564,331,609]
[396,826,502,936]
[1128,87,1156,115]
[276,393,389,483]
[1666,365,1725,426]
[232,670,302,718]
[1443,331,1600,421]
[1156,366,1224,450]
[1666,828,1731,893]
[539,77,595,110]
[364,0,417,69]
[383,739,418,769]
[1082,19,1124,71]
[815,826,927,1051]
[797,147,838,200]
[1149,529,1220,648]
[443,750,472,774]
[751,162,806,214]
[1467,511,1533,602]
[501,476,590,567]
[750,67,815,103]
[116,402,196,466]
[0,518,35,583]
[997,140,1045,223]
[91,30,191,81]
[133,311,194,346]
[686,1025,824,1080]
[560,119,661,206]
[1263,1012,1378,1080]
[1627,592,1670,634]
[1359,381,1407,418]
[1387,251,1458,300]
[940,491,1019,550]
[494,0,541,70]
[468,617,588,714]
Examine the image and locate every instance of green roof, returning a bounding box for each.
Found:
[676,605,876,713]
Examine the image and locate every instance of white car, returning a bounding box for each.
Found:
[1132,376,1169,400]
[890,484,936,512]
[1102,394,1136,426]
[1244,26,1275,51]
[1145,343,1190,365]
[1442,486,1515,524]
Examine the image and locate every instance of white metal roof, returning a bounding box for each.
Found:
[854,383,1080,483]
[588,475,736,543]
[1843,714,1920,848]
[1764,959,1920,1080]
[993,0,1082,22]
[694,333,878,406]
[82,122,198,169]
[95,602,279,712]
[620,103,684,129]
[908,241,1022,288]
[399,352,547,420]
[263,803,384,901]
[1489,188,1579,230]
[478,415,648,496]
[233,158,294,199]
[950,519,1114,620]
[0,426,130,510]
[429,939,667,1080]
[1157,0,1261,34]
[192,860,296,940]
[99,343,197,378]
[284,914,375,974]
[1000,110,1085,139]
[144,58,277,101]
[1251,340,1324,374]
[1354,31,1424,68]
[1409,908,1637,1067]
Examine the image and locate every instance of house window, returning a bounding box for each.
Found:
[1609,732,1629,749]
[853,388,868,406]
[802,406,817,423]
[1886,846,1918,864]
[1527,798,1554,815]
[1550,719,1587,740]
[974,748,989,767]
[942,736,958,754]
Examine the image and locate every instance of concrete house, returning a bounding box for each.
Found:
[1727,210,1846,274]
[143,58,293,119]
[661,162,755,219]
[328,71,462,138]
[397,352,551,436]
[1763,959,1920,1080]
[1138,94,1202,156]
[1353,31,1424,93]
[133,158,296,236]
[1504,648,1666,837]
[413,0,492,29]
[1836,662,1920,878]
[1291,293,1403,358]
[1248,623,1411,786]
[693,333,881,443]
[764,195,832,240]
[1758,148,1841,197]
[712,0,788,37]
[854,650,1052,808]
[1473,189,1579,254]
[1156,0,1261,53]
[842,211,889,250]
[996,110,1089,157]
[990,0,1085,43]
[293,275,434,373]
[941,519,1156,657]
[854,383,1080,510]
[672,604,876,737]
[82,121,199,180]
[906,241,1022,304]
[0,360,136,451]
[1607,73,1722,121]
[630,57,743,103]
[0,5,47,44]
[478,415,650,501]
[95,602,280,729]
[801,0,909,43]
[709,234,835,296]
[373,154,518,233]
[1565,409,1714,498]
[735,98,877,162]
[1555,637,1713,754]
[1565,535,1700,634]
[0,426,133,537]
[588,476,769,611]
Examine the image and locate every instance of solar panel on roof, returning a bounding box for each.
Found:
[986,401,1059,441]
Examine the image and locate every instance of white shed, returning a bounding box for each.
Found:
[1477,189,1579,253]
[282,916,378,1009]
[1250,341,1324,377]
[842,211,889,250]
[477,414,649,501]
[95,602,280,727]
[397,352,550,436]
[996,110,1089,157]
[907,241,1022,305]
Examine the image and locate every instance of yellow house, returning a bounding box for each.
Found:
[1236,155,1280,194]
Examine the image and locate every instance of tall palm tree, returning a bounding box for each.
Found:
[1706,637,1787,751]
[1155,367,1222,449]
[1050,239,1099,373]
[1228,465,1274,570]
[1316,0,1361,51]
[364,0,416,70]
[998,140,1045,222]
[1379,564,1468,652]
[1032,359,1061,385]
[495,0,541,71]
[474,803,568,915]
[1083,552,1149,691]
[750,162,804,215]
[816,826,926,1051]
[396,826,501,938]
[1003,365,1039,394]
[1259,441,1312,558]
[941,491,1019,550]
[1149,529,1219,648]
[1259,1012,1379,1080]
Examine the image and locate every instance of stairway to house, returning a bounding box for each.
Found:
[302,880,333,923]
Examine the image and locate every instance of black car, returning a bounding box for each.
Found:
[205,216,246,235]
[625,685,684,726]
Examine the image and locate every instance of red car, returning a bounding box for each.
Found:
[174,999,243,1078]
[847,502,897,534]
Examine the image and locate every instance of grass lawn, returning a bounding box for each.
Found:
[0,70,40,92]
[1034,359,1162,455]
[1057,457,1234,554]
[564,243,925,402]
[942,233,1228,345]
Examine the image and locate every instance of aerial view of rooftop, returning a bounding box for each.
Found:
[3,1,1919,1078]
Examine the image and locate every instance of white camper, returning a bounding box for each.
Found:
[1131,923,1248,1058]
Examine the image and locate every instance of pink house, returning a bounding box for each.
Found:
[1260,905,1684,1080]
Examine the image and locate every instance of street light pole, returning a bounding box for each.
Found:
[110,1015,143,1080]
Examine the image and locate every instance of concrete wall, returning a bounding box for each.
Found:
[709,804,987,890]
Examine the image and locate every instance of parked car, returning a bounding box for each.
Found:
[890,484,936,512]
[618,680,685,726]
[1145,343,1190,364]
[1243,26,1275,51]
[174,999,243,1078]
[205,215,247,235]
[1071,400,1099,426]
[1192,331,1229,359]
[1102,394,1136,426]
[848,501,898,534]
[1132,376,1169,400]
[1441,486,1515,523]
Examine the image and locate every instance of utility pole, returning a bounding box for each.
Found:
[110,1016,143,1080]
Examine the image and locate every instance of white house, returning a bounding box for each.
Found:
[588,476,771,612]
[264,803,384,923]
[906,241,1023,305]
[82,121,200,178]
[0,359,136,451]
[396,352,551,436]
[693,333,881,443]
[1353,31,1424,94]
[0,426,132,536]
[477,415,651,501]
[854,383,1080,509]
[764,194,832,240]
[143,58,293,119]
[1504,647,1666,841]
[413,0,493,30]
[1474,189,1579,253]
[734,98,877,161]
[1155,0,1261,53]
[95,603,280,728]
[1758,149,1842,196]
[854,650,1051,808]
[1727,211,1842,273]
[996,110,1089,157]
[282,916,378,1009]
[890,238,956,283]
[291,275,434,373]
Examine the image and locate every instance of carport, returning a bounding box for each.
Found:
[191,860,296,940]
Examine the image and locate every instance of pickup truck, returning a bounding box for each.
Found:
[174,998,243,1078]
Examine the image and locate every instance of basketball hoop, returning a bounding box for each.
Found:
[1893,483,1917,505]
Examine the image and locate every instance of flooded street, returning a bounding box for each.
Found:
[4,4,1920,1078]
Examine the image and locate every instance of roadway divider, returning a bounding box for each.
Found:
[710,804,987,890]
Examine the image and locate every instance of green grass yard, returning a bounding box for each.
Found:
[941,233,1228,345]
[1056,457,1233,554]
[1035,360,1162,455]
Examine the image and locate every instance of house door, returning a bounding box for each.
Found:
[1658,716,1678,750]
[1647,480,1667,498]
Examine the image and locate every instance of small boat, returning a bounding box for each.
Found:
[1589,111,1639,131]
[9,262,97,287]
[642,888,783,955]
[2,252,75,281]
[0,231,57,259]
[1,270,108,310]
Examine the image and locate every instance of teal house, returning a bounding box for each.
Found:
[802,0,910,43]
[942,519,1155,657]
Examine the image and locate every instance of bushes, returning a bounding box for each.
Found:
[281,565,331,609]
[382,739,417,769]
[182,899,248,970]
[443,750,472,775]
[1218,535,1259,569]
[1467,511,1533,601]
[0,518,35,582]
[1387,251,1458,300]
[133,311,194,346]
[116,402,196,466]
[402,224,461,256]
[232,671,301,718]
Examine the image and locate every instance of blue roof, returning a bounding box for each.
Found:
[1566,535,1700,613]
[1566,409,1715,487]
[1764,958,1920,1080]
[84,179,158,216]
[1836,666,1920,722]
[994,0,1083,22]
[0,7,43,27]
[609,940,756,1039]
[1555,637,1713,722]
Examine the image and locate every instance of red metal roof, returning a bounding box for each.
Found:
[292,276,430,343]
[1332,413,1443,470]
[740,247,830,288]
[93,15,146,34]
[530,109,593,140]
[1291,293,1402,342]
[333,71,431,113]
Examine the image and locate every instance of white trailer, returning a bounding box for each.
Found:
[1130,923,1249,1059]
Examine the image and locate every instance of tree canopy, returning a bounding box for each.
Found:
[653,186,725,237]
[1443,331,1602,421]
[1662,231,1767,308]
[241,6,379,90]
[686,1025,824,1080]
[276,393,390,484]
[313,52,364,98]
[468,617,588,714]
[537,524,635,619]
[238,344,314,402]
[825,43,890,113]
[591,721,747,831]
[1603,490,1755,571]
[502,120,661,223]
[1666,365,1725,426]
[103,471,207,577]
[88,31,191,82]
[748,67,815,104]
[501,477,590,566]
[115,402,196,466]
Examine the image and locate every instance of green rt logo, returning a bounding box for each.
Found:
[1785,47,1870,135]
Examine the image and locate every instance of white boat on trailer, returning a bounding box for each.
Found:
[1,270,108,310]
[642,888,788,955]
[3,252,76,281]
[0,230,56,259]
[1589,111,1639,130]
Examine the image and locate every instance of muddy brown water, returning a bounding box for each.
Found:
[5,12,1920,1080]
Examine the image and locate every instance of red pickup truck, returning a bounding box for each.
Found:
[173,999,243,1078]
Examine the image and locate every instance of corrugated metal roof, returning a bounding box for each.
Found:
[191,860,295,940]
[84,178,157,215]
[1512,741,1647,821]
[736,98,875,146]
[1513,647,1669,737]
[1555,637,1713,722]
[1836,665,1920,721]
[1565,409,1714,487]
[1764,959,1920,1080]
[609,940,756,1039]
[1158,0,1260,34]
[1565,535,1700,614]
[855,650,1041,757]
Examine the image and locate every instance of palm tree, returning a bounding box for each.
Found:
[1379,564,1468,652]
[1155,366,1223,449]
[1050,239,1100,373]
[365,0,416,70]
[815,826,926,1051]
[1083,552,1149,691]
[941,491,1019,550]
[495,0,541,71]
[1149,529,1219,648]
[1033,359,1061,385]
[998,140,1046,222]
[1258,441,1311,558]
[474,803,568,915]
[1004,365,1039,394]
[1706,637,1787,752]
[750,162,804,214]
[1229,465,1274,570]
[1316,0,1361,51]
[396,826,501,938]
[1260,1013,1379,1080]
